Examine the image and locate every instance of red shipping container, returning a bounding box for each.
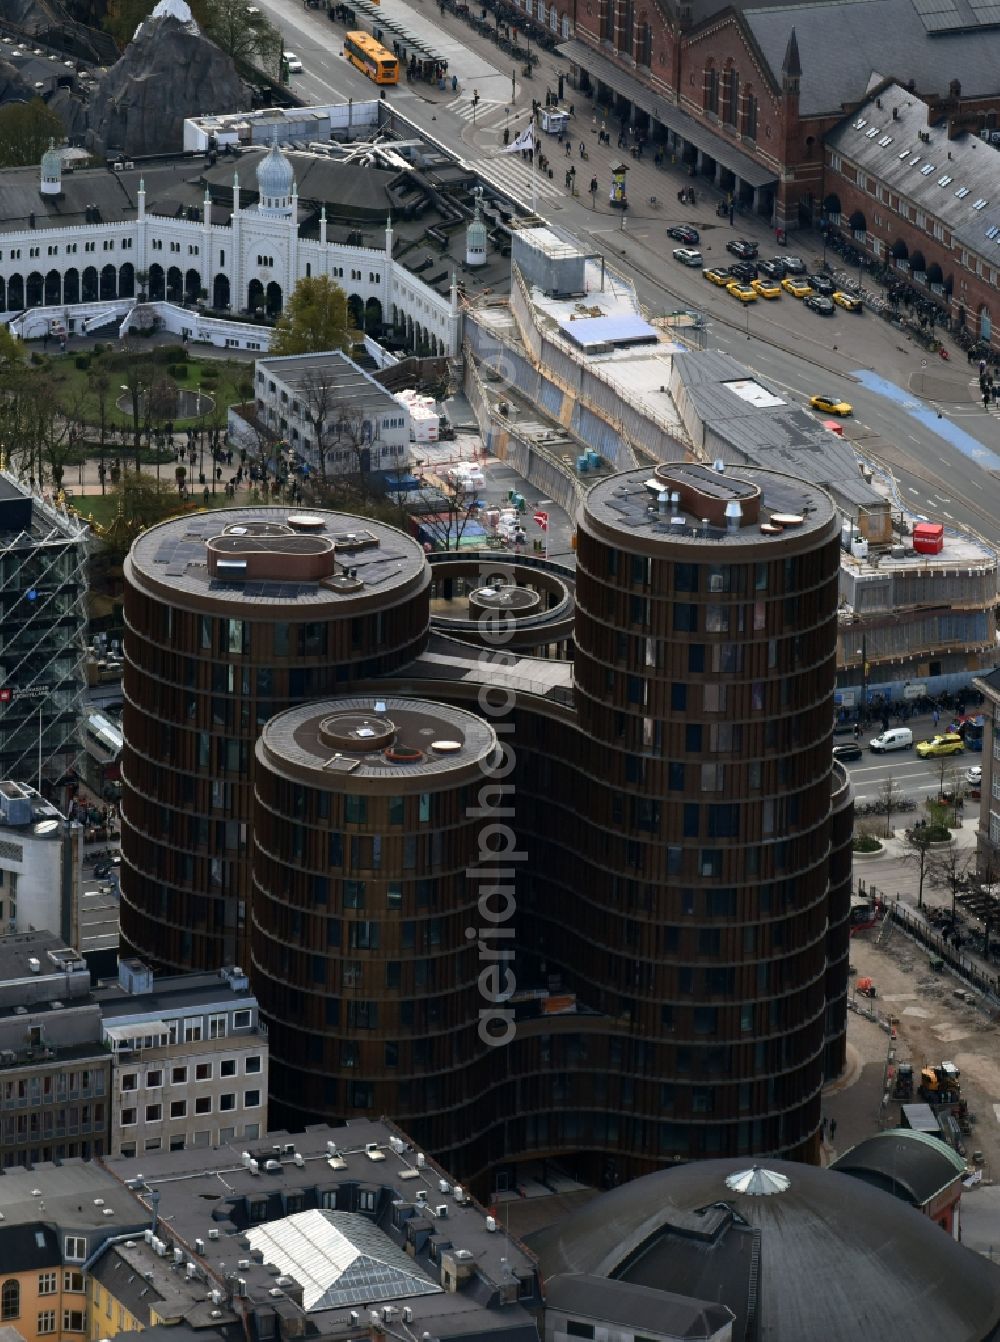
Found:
[912,522,944,554]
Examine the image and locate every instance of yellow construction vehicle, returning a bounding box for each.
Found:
[919,1061,961,1102]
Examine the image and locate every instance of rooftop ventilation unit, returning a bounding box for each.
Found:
[486,1216,497,1232]
[436,1204,448,1218]
[208,1230,219,1242]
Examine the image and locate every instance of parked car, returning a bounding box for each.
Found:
[283,51,304,72]
[667,224,700,244]
[833,290,863,311]
[672,247,703,267]
[804,293,835,315]
[966,765,983,786]
[808,274,835,295]
[833,742,863,762]
[751,277,782,299]
[758,258,787,279]
[869,728,913,753]
[782,276,813,298]
[703,266,731,286]
[726,238,758,260]
[726,280,757,303]
[781,255,808,274]
[916,733,965,758]
[809,393,853,416]
[728,260,758,283]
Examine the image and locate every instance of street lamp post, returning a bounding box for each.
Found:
[858,635,868,726]
[196,388,204,485]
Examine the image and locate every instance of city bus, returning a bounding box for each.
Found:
[343,30,398,84]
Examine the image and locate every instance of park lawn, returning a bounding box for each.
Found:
[44,352,251,436]
[70,491,236,530]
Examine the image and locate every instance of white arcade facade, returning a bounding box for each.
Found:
[2,141,460,356]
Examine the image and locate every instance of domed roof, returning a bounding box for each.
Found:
[256,141,294,200]
[528,1157,1000,1342]
[831,1127,968,1206]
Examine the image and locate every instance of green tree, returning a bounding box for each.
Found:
[270,276,353,356]
[0,101,65,169]
[192,0,282,76]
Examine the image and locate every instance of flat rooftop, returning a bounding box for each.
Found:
[258,695,497,788]
[126,507,428,612]
[584,463,837,549]
[257,351,405,413]
[99,1120,540,1339]
[843,530,996,575]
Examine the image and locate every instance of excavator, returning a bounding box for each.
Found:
[919,1061,961,1103]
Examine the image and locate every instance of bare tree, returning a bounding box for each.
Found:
[901,825,935,910]
[878,775,908,840]
[929,843,974,922]
[401,477,483,552]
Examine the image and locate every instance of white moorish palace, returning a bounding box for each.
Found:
[2,138,460,355]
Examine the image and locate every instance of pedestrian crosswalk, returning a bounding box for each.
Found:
[472,153,565,203]
[446,93,507,123]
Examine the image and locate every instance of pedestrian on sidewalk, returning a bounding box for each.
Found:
[853,723,860,740]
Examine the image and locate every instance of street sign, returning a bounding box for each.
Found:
[0,689,11,703]
[921,359,927,371]
[533,511,548,529]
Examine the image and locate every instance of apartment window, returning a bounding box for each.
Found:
[208,1014,226,1039]
[64,1237,87,1261]
[184,1021,203,1043]
[121,1108,137,1126]
[63,1272,83,1293]
[146,1070,162,1088]
[196,1063,212,1081]
[244,1090,261,1107]
[62,1313,85,1333]
[221,1059,237,1078]
[37,1312,56,1335]
[121,1072,137,1091]
[38,1273,57,1296]
[169,1100,187,1118]
[171,1066,187,1084]
[245,1056,262,1074]
[0,1282,16,1321]
[195,1097,212,1114]
[145,1103,162,1122]
[566,1325,594,1340]
[220,1093,236,1112]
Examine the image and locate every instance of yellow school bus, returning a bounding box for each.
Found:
[343,30,399,85]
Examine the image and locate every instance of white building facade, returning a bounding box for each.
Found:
[1,144,461,357]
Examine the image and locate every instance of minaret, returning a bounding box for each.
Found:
[203,186,212,227]
[137,177,145,220]
[320,205,327,247]
[233,171,240,217]
[465,186,488,267]
[385,214,394,258]
[39,139,62,196]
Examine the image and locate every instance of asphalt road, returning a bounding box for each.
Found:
[258,0,1000,547]
[837,711,982,806]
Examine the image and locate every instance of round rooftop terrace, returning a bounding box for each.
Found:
[126,507,428,614]
[257,695,498,793]
[582,462,837,556]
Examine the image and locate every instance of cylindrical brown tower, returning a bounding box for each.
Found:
[251,695,498,1134]
[516,461,842,1167]
[120,509,430,972]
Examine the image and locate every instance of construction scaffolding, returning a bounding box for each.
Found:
[0,473,89,790]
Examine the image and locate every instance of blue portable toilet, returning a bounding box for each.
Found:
[577,455,589,472]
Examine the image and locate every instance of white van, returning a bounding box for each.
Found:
[868,727,913,753]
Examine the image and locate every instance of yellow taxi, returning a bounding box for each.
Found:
[833,290,863,311]
[726,280,758,303]
[915,733,965,759]
[703,266,731,286]
[809,394,853,416]
[781,276,813,298]
[752,277,782,299]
